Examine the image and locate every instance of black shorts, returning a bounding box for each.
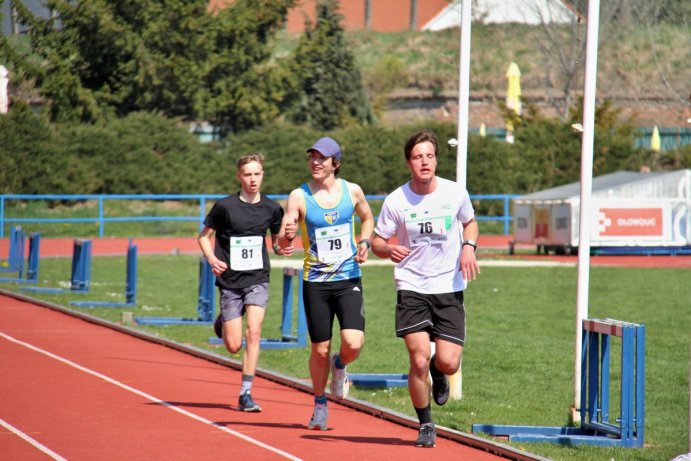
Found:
[302,278,365,343]
[395,290,466,346]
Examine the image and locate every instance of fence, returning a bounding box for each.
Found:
[0,193,518,238]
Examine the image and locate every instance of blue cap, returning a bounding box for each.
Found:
[307,137,341,161]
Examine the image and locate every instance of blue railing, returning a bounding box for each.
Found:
[0,193,518,238]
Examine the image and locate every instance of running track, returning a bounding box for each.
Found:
[2,235,688,268]
[1,292,545,461]
[1,236,687,460]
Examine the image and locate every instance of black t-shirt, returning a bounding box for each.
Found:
[203,194,284,289]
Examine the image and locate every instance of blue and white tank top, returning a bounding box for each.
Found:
[300,179,361,282]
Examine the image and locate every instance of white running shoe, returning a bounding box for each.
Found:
[307,404,328,430]
[329,352,349,399]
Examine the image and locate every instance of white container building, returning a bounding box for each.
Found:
[511,169,691,254]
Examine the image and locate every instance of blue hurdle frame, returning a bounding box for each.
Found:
[472,318,645,447]
[22,238,92,294]
[0,226,24,273]
[0,232,39,284]
[135,258,215,326]
[70,241,137,308]
[208,267,308,349]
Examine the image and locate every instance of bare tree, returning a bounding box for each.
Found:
[527,0,689,118]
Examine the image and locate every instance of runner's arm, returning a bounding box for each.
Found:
[197,225,228,276]
[351,183,374,263]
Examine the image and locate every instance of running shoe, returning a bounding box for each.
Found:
[430,354,449,406]
[329,352,349,399]
[415,422,437,448]
[238,392,262,412]
[307,405,328,430]
[214,314,223,339]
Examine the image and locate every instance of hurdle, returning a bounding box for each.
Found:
[472,318,645,447]
[348,374,408,388]
[208,267,308,349]
[135,258,215,325]
[22,239,92,294]
[0,232,39,284]
[70,241,137,308]
[0,226,24,273]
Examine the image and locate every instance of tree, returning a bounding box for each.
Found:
[198,0,296,134]
[3,0,294,132]
[288,0,373,130]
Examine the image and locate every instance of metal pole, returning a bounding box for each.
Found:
[455,0,471,190]
[448,0,472,401]
[364,0,371,30]
[98,196,105,238]
[409,0,418,31]
[573,0,600,422]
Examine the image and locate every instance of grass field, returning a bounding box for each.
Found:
[2,253,689,461]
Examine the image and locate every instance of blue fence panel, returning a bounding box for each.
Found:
[0,193,517,238]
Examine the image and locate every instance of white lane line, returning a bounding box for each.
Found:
[1,332,303,461]
[0,418,68,461]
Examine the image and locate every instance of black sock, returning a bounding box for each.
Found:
[414,405,433,425]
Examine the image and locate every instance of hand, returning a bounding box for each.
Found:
[389,245,412,263]
[209,258,228,276]
[460,246,480,281]
[284,218,298,241]
[281,242,294,257]
[355,242,369,263]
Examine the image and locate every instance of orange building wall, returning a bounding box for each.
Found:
[211,0,451,32]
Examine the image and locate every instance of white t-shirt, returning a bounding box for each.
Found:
[374,177,475,294]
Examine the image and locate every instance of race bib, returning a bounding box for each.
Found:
[405,209,451,246]
[229,236,263,271]
[315,223,353,264]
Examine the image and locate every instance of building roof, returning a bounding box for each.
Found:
[514,170,690,202]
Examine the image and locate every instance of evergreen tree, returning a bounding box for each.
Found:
[288,0,373,130]
[3,0,293,132]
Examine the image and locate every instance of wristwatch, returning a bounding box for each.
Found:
[462,239,477,250]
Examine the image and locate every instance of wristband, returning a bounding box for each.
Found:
[358,239,371,249]
[462,239,477,251]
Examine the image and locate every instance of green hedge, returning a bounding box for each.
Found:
[3,103,688,202]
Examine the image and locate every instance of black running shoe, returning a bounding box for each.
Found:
[214,314,223,339]
[430,355,449,406]
[238,392,262,412]
[415,422,436,448]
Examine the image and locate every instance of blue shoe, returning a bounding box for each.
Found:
[238,392,262,412]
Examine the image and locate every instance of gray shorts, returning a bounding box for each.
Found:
[219,283,269,321]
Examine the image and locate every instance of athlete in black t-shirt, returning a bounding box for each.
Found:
[198,153,293,412]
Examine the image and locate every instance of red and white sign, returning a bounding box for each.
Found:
[592,203,670,242]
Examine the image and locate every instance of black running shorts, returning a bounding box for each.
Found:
[302,278,365,343]
[395,290,465,346]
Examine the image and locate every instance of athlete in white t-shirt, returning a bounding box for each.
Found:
[371,129,480,448]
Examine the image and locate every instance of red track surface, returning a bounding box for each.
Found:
[2,235,688,268]
[2,236,686,459]
[1,294,525,461]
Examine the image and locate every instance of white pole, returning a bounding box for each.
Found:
[573,0,600,422]
[449,0,472,401]
[455,0,471,190]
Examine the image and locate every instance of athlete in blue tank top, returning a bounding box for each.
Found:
[299,179,361,282]
[277,137,374,431]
